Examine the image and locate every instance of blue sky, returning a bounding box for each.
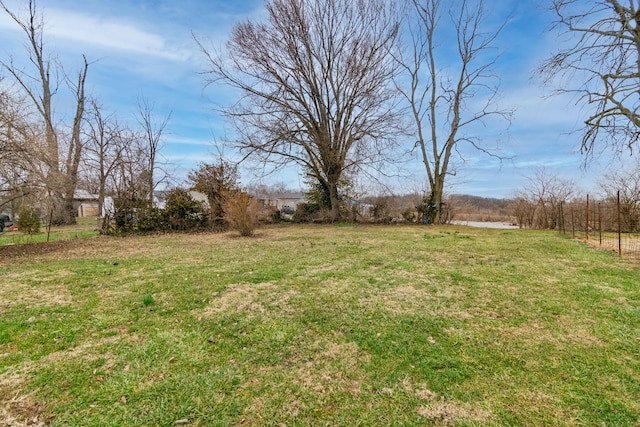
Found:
[0,0,634,198]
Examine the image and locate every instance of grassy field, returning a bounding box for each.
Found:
[0,216,99,246]
[0,224,638,426]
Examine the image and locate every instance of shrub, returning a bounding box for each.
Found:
[109,189,210,233]
[136,207,166,232]
[188,160,239,227]
[17,207,41,234]
[223,191,262,236]
[416,193,437,224]
[292,202,321,223]
[164,188,207,231]
[112,196,146,233]
[369,197,392,223]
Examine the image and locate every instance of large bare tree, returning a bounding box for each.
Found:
[540,0,640,155]
[1,0,89,224]
[397,0,511,223]
[196,0,401,221]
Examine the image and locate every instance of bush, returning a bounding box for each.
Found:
[223,191,262,236]
[292,202,321,223]
[136,207,166,232]
[188,160,239,227]
[108,189,209,233]
[164,188,207,231]
[416,193,437,224]
[17,207,41,234]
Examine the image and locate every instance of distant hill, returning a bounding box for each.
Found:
[360,193,513,222]
[448,194,512,222]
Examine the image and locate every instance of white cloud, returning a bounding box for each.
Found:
[0,7,191,61]
[168,136,216,147]
[51,9,193,61]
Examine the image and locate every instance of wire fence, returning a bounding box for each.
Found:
[558,192,640,263]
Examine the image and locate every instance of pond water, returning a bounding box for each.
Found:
[452,220,519,229]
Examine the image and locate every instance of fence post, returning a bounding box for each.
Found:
[559,201,564,234]
[586,194,589,240]
[618,190,622,257]
[598,202,602,245]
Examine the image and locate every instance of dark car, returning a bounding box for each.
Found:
[0,214,13,232]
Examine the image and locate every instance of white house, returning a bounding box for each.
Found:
[256,191,306,213]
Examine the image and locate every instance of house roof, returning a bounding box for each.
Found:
[272,192,305,200]
[74,190,98,200]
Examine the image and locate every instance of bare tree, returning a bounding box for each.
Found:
[1,0,90,224]
[0,81,47,213]
[111,127,146,197]
[196,0,402,221]
[397,0,512,224]
[540,0,640,155]
[62,57,89,222]
[82,99,130,216]
[136,96,170,207]
[521,169,576,230]
[599,159,640,231]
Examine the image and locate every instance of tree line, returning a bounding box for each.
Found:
[512,163,640,232]
[1,0,638,228]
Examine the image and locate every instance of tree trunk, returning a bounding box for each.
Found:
[431,173,445,224]
[63,186,76,224]
[60,56,89,225]
[328,180,340,222]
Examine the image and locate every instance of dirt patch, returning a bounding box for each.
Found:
[0,239,80,260]
[0,232,230,262]
[1,398,50,427]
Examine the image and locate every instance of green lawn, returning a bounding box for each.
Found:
[0,216,99,246]
[0,225,638,426]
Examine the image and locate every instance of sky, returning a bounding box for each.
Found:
[0,0,635,199]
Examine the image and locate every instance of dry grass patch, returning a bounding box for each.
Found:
[0,277,73,309]
[0,328,143,426]
[0,387,50,427]
[240,339,371,423]
[196,282,299,318]
[291,341,367,397]
[382,378,494,425]
[357,283,474,319]
[417,400,493,425]
[502,318,605,347]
